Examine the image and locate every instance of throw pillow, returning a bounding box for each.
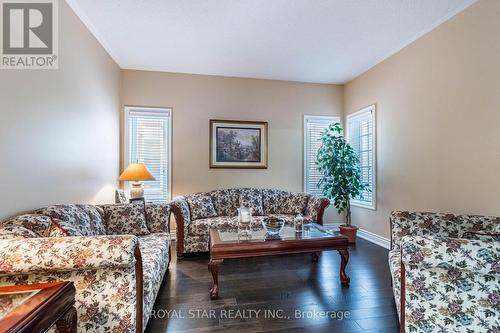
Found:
[46,218,85,237]
[102,204,150,236]
[210,189,239,216]
[282,193,309,215]
[36,204,106,236]
[262,189,287,214]
[2,214,52,237]
[187,194,218,220]
[238,188,264,216]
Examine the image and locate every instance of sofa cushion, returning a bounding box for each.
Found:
[210,189,239,216]
[186,216,237,236]
[2,214,52,237]
[102,204,150,236]
[0,223,37,238]
[187,194,217,220]
[239,188,264,216]
[262,189,287,214]
[46,218,87,237]
[37,204,106,236]
[145,203,170,233]
[282,193,309,215]
[138,233,170,327]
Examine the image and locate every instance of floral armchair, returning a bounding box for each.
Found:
[389,211,499,332]
[171,188,329,257]
[0,202,171,333]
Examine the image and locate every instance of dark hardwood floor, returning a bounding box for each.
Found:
[146,238,399,333]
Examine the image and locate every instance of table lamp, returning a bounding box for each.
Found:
[118,163,155,199]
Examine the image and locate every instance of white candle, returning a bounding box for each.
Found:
[241,211,251,223]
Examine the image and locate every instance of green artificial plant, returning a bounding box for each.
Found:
[316,123,369,226]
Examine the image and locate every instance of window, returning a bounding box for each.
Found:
[347,105,376,209]
[124,106,172,203]
[303,115,341,195]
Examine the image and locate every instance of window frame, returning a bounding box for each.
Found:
[303,115,341,195]
[346,104,377,210]
[123,105,173,202]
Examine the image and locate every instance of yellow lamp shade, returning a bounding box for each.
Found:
[119,163,155,182]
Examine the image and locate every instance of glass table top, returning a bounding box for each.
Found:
[0,290,40,319]
[218,224,340,243]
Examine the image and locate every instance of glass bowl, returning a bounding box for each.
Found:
[262,217,285,236]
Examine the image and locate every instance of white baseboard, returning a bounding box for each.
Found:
[357,228,390,249]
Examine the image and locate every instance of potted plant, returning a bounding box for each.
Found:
[316,123,369,243]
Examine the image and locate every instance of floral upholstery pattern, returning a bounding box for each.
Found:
[262,189,287,214]
[144,203,170,233]
[171,197,191,226]
[46,218,87,237]
[401,235,499,333]
[282,192,309,215]
[210,189,239,216]
[138,233,170,328]
[172,188,329,256]
[462,230,500,241]
[390,211,500,250]
[0,224,37,239]
[2,214,52,237]
[388,249,401,316]
[115,189,128,204]
[304,196,328,222]
[238,188,264,216]
[186,194,217,220]
[102,204,150,236]
[0,235,139,333]
[0,202,171,332]
[36,205,106,236]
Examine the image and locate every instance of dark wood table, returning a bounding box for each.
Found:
[208,223,350,299]
[0,281,77,333]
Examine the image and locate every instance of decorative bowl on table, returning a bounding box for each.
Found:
[262,217,285,236]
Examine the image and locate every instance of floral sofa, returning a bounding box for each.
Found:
[0,202,171,333]
[389,211,499,332]
[170,188,330,257]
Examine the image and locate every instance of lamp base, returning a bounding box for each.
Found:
[130,182,144,199]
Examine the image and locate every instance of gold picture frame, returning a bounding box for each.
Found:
[209,119,268,169]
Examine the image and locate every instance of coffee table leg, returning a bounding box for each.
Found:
[312,252,320,262]
[338,249,350,286]
[208,259,223,299]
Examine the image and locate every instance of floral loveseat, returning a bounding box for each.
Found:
[171,188,329,257]
[389,211,499,332]
[0,202,171,333]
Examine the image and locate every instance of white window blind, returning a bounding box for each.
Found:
[347,105,376,209]
[125,107,172,203]
[304,115,341,195]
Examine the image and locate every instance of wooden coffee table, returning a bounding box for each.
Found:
[208,223,350,299]
[0,281,76,333]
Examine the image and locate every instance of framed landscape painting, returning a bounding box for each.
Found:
[210,119,268,168]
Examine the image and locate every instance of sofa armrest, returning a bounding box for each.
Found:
[401,235,499,275]
[304,196,330,225]
[170,196,191,258]
[0,235,139,275]
[145,203,171,233]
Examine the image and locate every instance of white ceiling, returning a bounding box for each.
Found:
[67,0,475,84]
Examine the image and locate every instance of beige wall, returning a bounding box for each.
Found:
[121,70,344,223]
[344,0,500,239]
[0,1,121,220]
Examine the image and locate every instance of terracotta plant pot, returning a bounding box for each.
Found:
[339,225,359,243]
